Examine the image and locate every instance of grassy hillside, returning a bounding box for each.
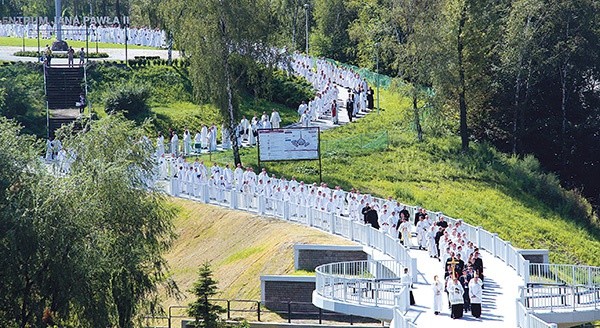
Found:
[87,64,308,137]
[195,89,600,267]
[163,198,355,307]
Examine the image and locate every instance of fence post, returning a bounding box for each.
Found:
[202,184,209,203]
[329,212,335,234]
[227,300,231,320]
[523,260,530,285]
[319,307,322,324]
[283,201,290,220]
[168,306,172,328]
[258,195,265,215]
[230,190,237,210]
[257,301,261,321]
[287,302,292,323]
[492,233,498,257]
[515,298,520,328]
[381,231,386,255]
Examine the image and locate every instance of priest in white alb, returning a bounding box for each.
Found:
[270,109,281,129]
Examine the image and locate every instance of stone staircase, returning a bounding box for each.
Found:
[44,66,87,137]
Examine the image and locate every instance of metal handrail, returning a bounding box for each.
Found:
[315,260,409,309]
[164,160,600,328]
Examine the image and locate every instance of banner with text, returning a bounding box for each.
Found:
[258,127,320,162]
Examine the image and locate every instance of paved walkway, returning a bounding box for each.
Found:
[161,179,523,327]
[287,85,375,131]
[404,239,521,327]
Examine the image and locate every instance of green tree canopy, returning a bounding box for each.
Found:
[161,0,277,165]
[0,115,177,328]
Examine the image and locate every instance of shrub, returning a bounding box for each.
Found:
[13,51,109,59]
[105,82,151,119]
[0,63,45,136]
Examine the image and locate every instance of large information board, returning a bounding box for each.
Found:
[257,127,320,162]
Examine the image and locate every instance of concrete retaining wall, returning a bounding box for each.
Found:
[294,244,366,271]
[260,275,316,312]
[518,249,549,264]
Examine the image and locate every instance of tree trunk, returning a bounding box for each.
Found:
[513,15,533,155]
[292,2,298,50]
[218,13,241,167]
[19,278,32,328]
[560,62,568,169]
[101,0,108,16]
[457,2,468,152]
[513,63,522,154]
[560,20,571,170]
[412,90,422,142]
[115,0,121,19]
[223,56,241,166]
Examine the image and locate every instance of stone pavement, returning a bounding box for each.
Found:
[404,238,521,327]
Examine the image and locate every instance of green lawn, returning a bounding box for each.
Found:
[193,88,600,267]
[148,97,299,137]
[0,36,156,50]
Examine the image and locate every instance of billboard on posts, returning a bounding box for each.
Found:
[257,127,320,161]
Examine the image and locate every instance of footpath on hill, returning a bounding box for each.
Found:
[405,238,520,327]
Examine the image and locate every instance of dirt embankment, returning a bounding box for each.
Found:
[163,197,356,307]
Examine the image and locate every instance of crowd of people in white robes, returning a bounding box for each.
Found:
[426,216,485,319]
[162,160,409,221]
[289,53,370,125]
[154,109,284,157]
[160,156,486,320]
[0,22,166,48]
[44,137,76,173]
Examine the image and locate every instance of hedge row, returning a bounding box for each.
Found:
[127,58,189,68]
[13,51,110,58]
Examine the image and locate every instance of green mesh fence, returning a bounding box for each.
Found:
[323,58,393,89]
[322,131,389,156]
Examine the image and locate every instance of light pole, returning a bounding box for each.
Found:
[55,0,62,41]
[304,3,309,54]
[375,42,380,114]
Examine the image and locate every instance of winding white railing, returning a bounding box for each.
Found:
[169,178,415,277]
[528,263,600,287]
[520,285,600,311]
[315,260,409,309]
[166,175,600,328]
[516,300,558,328]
